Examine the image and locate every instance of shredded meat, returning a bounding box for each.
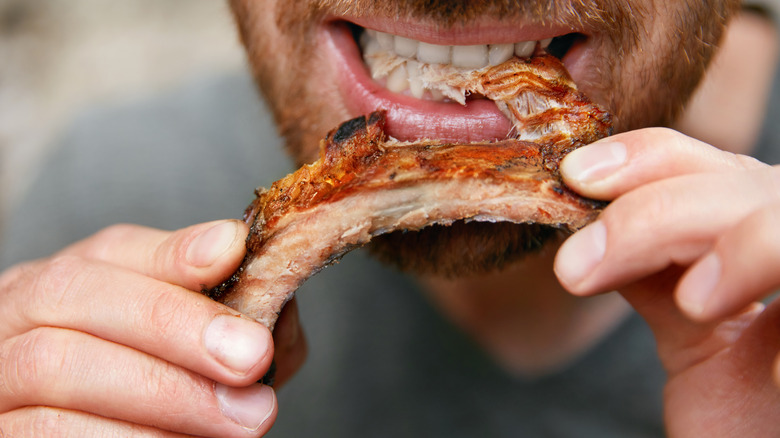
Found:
[207,54,612,330]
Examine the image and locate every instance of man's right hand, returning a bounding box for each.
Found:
[0,220,306,437]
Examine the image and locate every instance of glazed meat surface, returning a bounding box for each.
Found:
[208,54,612,330]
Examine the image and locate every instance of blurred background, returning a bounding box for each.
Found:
[0,0,247,222]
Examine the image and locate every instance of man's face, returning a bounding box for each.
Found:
[229,0,740,274]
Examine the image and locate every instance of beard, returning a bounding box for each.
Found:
[368,222,563,276]
[228,0,741,276]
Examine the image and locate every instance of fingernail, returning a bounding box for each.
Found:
[554,221,607,290]
[216,383,275,431]
[561,141,627,183]
[677,252,721,317]
[187,221,240,267]
[205,315,271,375]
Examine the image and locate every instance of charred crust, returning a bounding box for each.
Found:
[331,114,368,144]
[328,111,386,147]
[260,360,277,386]
[204,263,244,300]
[322,112,388,166]
[367,110,386,129]
[206,55,615,325]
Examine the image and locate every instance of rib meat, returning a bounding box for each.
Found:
[208,54,612,330]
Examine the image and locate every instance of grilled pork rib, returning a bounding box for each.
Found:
[208,54,612,330]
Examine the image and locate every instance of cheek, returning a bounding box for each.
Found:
[605,0,734,130]
[234,0,318,83]
[234,1,351,163]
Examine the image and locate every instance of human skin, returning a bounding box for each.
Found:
[0,1,778,437]
[230,0,780,435]
[229,0,740,274]
[0,221,305,437]
[553,11,780,435]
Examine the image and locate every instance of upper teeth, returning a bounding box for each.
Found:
[362,29,553,69]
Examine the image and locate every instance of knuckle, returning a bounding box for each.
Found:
[138,359,209,424]
[734,153,764,170]
[83,224,144,259]
[650,127,702,158]
[4,407,160,438]
[151,235,181,277]
[606,183,669,237]
[99,222,144,239]
[629,126,679,148]
[19,406,70,438]
[0,328,68,400]
[637,185,672,231]
[600,181,701,267]
[647,126,679,140]
[145,360,186,403]
[27,255,93,322]
[0,407,61,438]
[0,261,35,302]
[137,288,196,340]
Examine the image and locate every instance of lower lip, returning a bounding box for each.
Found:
[323,22,513,143]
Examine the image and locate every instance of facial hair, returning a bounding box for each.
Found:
[229,0,741,275]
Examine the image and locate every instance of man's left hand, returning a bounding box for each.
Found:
[554,128,780,436]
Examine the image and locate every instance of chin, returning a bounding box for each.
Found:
[368,221,564,277]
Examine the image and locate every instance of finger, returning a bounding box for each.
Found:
[0,406,193,437]
[62,220,249,291]
[554,167,780,295]
[0,327,277,437]
[664,300,780,436]
[616,265,765,374]
[608,263,778,384]
[270,297,308,387]
[676,202,780,321]
[560,128,767,200]
[0,256,273,386]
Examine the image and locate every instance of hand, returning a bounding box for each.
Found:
[553,128,780,436]
[0,220,306,437]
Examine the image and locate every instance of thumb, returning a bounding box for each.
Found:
[62,220,249,291]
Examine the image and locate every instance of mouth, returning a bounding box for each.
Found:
[323,18,588,143]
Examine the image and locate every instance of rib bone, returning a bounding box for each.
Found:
[207,54,612,330]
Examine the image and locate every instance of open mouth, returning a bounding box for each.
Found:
[323,19,587,143]
[357,26,582,101]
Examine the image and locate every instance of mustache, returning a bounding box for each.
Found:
[277,0,646,47]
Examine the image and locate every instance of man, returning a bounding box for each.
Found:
[0,0,778,437]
